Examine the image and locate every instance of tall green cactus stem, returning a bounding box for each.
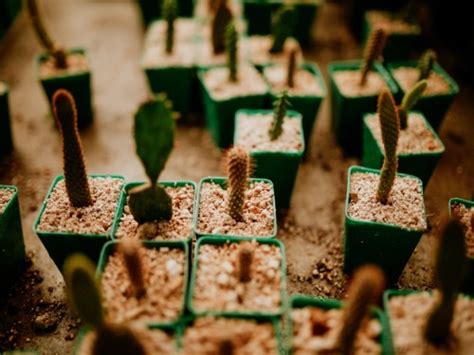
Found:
[26,0,67,69]
[376,90,399,205]
[128,95,175,224]
[163,0,177,54]
[269,90,289,141]
[425,219,467,345]
[64,254,148,355]
[337,265,385,355]
[226,147,250,222]
[359,28,386,86]
[118,239,147,299]
[398,80,427,130]
[212,0,233,55]
[226,21,238,82]
[52,90,92,208]
[238,244,253,283]
[286,46,298,88]
[270,6,295,53]
[417,49,437,81]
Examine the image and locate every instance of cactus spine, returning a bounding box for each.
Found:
[226,147,250,222]
[270,6,295,53]
[26,0,67,69]
[398,80,427,130]
[359,28,386,86]
[238,244,253,283]
[52,90,92,208]
[418,49,437,81]
[286,46,298,88]
[128,94,175,224]
[163,0,177,54]
[269,90,289,141]
[376,90,399,205]
[337,265,385,355]
[226,21,238,82]
[118,239,147,299]
[425,219,467,345]
[212,0,233,55]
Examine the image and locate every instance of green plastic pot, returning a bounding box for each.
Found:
[198,67,268,148]
[0,0,22,38]
[344,166,426,284]
[328,60,399,155]
[0,185,26,294]
[2,351,39,355]
[263,62,326,151]
[97,239,189,327]
[234,109,304,210]
[449,198,474,296]
[187,236,287,318]
[362,111,445,187]
[289,294,394,355]
[36,48,93,129]
[33,175,125,272]
[0,82,13,156]
[386,61,459,130]
[193,177,277,239]
[361,11,421,61]
[137,0,194,26]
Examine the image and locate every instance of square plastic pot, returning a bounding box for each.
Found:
[97,239,189,327]
[328,60,399,155]
[362,111,445,187]
[344,166,426,284]
[0,82,13,156]
[263,62,326,151]
[137,0,194,25]
[193,177,277,239]
[449,198,474,296]
[289,294,394,355]
[33,174,125,272]
[198,67,268,148]
[0,185,25,294]
[36,48,93,129]
[386,61,459,130]
[234,109,304,210]
[187,236,287,318]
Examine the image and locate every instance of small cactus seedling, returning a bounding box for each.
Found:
[269,6,295,54]
[52,89,92,208]
[226,147,250,222]
[218,338,234,355]
[359,28,386,86]
[238,243,254,283]
[118,239,147,299]
[376,90,400,205]
[226,21,238,82]
[269,90,289,141]
[211,0,233,55]
[128,94,175,224]
[163,0,177,54]
[397,80,427,130]
[64,254,149,355]
[417,49,437,82]
[425,219,467,345]
[286,45,298,88]
[27,0,67,69]
[337,265,385,355]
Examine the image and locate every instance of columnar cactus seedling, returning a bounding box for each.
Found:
[376,90,399,205]
[26,0,67,69]
[337,265,385,355]
[238,244,253,283]
[64,254,149,354]
[212,0,233,55]
[163,0,177,54]
[417,49,437,81]
[226,21,238,83]
[425,219,467,345]
[269,6,295,53]
[118,239,147,299]
[218,338,234,355]
[397,80,427,130]
[359,28,386,86]
[226,147,250,222]
[286,46,298,88]
[52,90,92,208]
[128,94,175,224]
[269,90,289,141]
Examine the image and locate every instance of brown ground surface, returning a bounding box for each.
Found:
[0,0,473,353]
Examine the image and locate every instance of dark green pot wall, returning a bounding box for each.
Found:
[0,0,22,38]
[0,87,13,156]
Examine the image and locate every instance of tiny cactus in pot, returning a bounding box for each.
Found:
[117,239,147,299]
[397,79,427,130]
[268,90,289,141]
[269,5,295,54]
[226,21,238,83]
[211,0,233,55]
[238,243,254,283]
[225,146,251,222]
[360,28,387,87]
[417,49,437,82]
[162,0,176,55]
[218,338,234,355]
[286,46,298,89]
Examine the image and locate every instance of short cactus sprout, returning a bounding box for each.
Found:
[359,28,386,86]
[128,94,176,224]
[117,239,147,299]
[269,90,289,141]
[52,89,92,208]
[397,80,427,130]
[225,147,251,222]
[286,45,298,88]
[226,21,238,82]
[269,5,295,54]
[26,0,67,68]
[212,0,233,55]
[376,90,400,205]
[336,265,386,355]
[64,254,149,354]
[162,0,177,54]
[425,219,467,345]
[218,338,234,355]
[417,49,437,81]
[238,243,254,283]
